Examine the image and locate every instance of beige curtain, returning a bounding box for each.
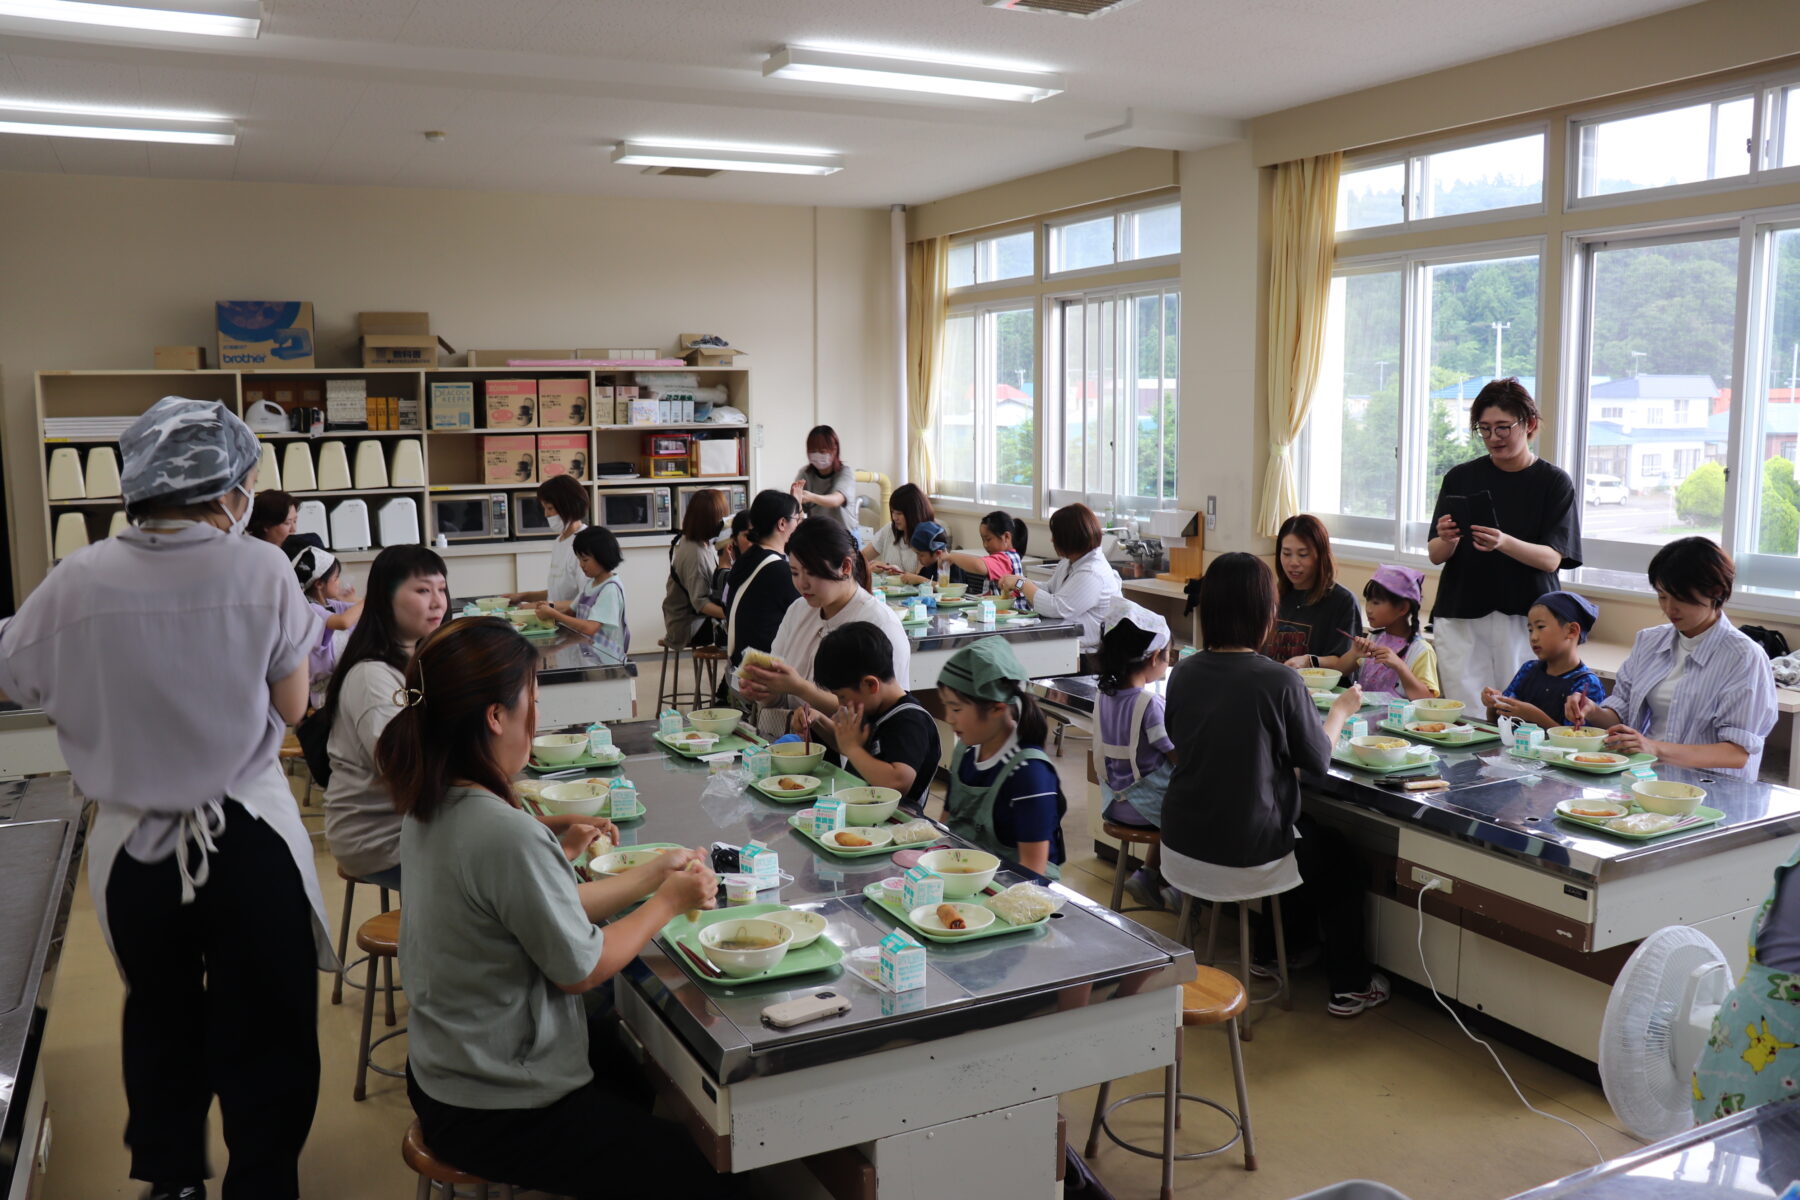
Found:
[905,237,949,492]
[1256,152,1342,538]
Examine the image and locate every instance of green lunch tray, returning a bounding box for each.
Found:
[880,584,920,597]
[749,762,867,803]
[1554,803,1725,840]
[1330,744,1439,775]
[787,814,916,857]
[516,792,638,822]
[654,730,758,759]
[660,903,844,987]
[526,749,627,774]
[1519,749,1658,775]
[1379,718,1503,747]
[933,597,979,609]
[859,882,1052,945]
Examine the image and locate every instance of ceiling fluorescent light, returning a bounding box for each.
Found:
[0,0,261,38]
[764,46,1063,103]
[0,104,236,145]
[612,141,842,176]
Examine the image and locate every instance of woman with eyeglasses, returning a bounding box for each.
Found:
[1427,379,1582,710]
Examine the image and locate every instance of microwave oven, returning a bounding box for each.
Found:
[512,491,557,539]
[429,493,508,543]
[676,483,749,522]
[597,486,673,534]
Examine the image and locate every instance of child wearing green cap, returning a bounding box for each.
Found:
[937,636,1066,878]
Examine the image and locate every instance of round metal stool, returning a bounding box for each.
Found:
[1084,969,1257,1200]
[353,909,406,1101]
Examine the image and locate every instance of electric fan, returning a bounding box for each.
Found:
[1599,925,1731,1141]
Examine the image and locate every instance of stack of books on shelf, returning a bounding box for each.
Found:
[44,417,137,439]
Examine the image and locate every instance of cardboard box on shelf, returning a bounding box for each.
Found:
[538,378,590,426]
[430,381,474,430]
[692,435,740,477]
[592,386,616,425]
[397,395,421,430]
[678,333,744,368]
[626,400,658,426]
[358,312,455,368]
[155,345,207,370]
[537,434,588,481]
[216,301,315,369]
[482,435,537,485]
[484,379,537,428]
[325,378,367,429]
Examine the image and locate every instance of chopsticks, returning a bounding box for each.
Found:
[676,941,726,980]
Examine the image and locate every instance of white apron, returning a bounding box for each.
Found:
[88,756,339,974]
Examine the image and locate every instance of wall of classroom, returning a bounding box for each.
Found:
[0,170,898,598]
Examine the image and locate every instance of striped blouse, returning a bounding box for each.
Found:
[1604,612,1778,781]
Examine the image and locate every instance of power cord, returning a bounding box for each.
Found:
[1413,880,1606,1165]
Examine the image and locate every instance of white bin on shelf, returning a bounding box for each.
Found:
[353,441,389,489]
[378,497,419,546]
[316,441,352,491]
[283,442,317,492]
[107,510,128,538]
[388,438,424,487]
[53,512,88,560]
[295,499,328,544]
[85,446,121,499]
[330,499,371,550]
[46,447,85,500]
[257,441,282,491]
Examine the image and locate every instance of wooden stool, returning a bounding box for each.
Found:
[1173,884,1294,1039]
[402,1120,517,1199]
[692,645,727,707]
[332,866,396,1007]
[1084,968,1257,1200]
[1102,819,1164,916]
[354,909,405,1101]
[657,638,725,711]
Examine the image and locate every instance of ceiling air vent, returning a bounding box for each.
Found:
[640,166,722,178]
[984,0,1142,16]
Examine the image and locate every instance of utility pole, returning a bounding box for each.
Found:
[1375,361,1389,391]
[1491,322,1510,381]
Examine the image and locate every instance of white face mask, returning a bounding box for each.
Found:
[808,452,834,472]
[226,482,253,536]
[546,514,565,533]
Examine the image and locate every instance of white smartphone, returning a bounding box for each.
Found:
[761,990,852,1029]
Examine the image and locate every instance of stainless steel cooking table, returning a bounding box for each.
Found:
[0,777,88,1200]
[1509,1096,1800,1198]
[900,612,1083,689]
[557,720,1192,1194]
[451,602,639,723]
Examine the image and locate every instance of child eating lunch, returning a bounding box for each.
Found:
[937,637,1065,878]
[291,538,363,708]
[1480,590,1607,729]
[1096,599,1178,909]
[796,621,940,814]
[891,519,950,586]
[1316,565,1438,701]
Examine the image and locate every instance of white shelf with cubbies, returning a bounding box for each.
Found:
[30,361,757,616]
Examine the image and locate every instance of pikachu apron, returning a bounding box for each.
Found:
[1693,842,1800,1122]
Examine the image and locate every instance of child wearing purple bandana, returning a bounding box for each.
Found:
[1335,565,1439,701]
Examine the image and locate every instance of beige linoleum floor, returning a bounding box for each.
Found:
[36,692,1642,1200]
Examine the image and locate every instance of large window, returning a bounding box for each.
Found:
[1049,283,1180,510]
[1337,130,1546,234]
[1047,201,1180,275]
[1302,246,1541,549]
[931,304,1036,507]
[948,228,1035,290]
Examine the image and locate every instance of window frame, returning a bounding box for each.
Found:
[946,223,1039,296]
[1565,69,1800,213]
[931,297,1041,512]
[1045,278,1182,514]
[1336,123,1550,243]
[1301,235,1547,557]
[1045,196,1181,281]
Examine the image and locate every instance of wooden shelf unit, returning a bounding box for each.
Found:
[31,365,756,573]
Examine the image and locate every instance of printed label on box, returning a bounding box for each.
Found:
[537,433,589,481]
[325,378,367,425]
[740,841,779,879]
[430,381,474,430]
[484,379,538,428]
[627,400,659,426]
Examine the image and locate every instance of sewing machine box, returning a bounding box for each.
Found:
[484,379,537,428]
[215,301,315,369]
[592,386,616,425]
[482,435,537,485]
[538,377,589,426]
[537,433,588,481]
[357,311,455,368]
[878,930,926,992]
[430,380,474,430]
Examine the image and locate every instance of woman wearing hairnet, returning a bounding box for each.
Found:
[0,398,330,1200]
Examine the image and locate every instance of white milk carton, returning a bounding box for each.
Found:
[978,598,997,624]
[1385,698,1414,730]
[658,708,684,737]
[1512,723,1546,756]
[1346,717,1369,742]
[878,929,927,992]
[739,840,780,887]
[743,744,772,780]
[901,864,944,910]
[586,721,612,757]
[605,777,638,818]
[811,797,847,839]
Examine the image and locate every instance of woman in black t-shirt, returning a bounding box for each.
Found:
[1426,379,1581,710]
[724,490,801,670]
[1265,513,1360,671]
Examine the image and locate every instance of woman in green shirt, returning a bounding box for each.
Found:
[376,618,736,1198]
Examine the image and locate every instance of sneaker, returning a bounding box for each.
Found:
[1328,971,1392,1018]
[141,1186,206,1200]
[1249,944,1322,978]
[1122,868,1165,910]
[1159,885,1183,914]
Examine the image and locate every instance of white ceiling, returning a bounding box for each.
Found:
[0,0,1703,207]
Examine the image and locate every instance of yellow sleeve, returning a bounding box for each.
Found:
[1407,639,1440,697]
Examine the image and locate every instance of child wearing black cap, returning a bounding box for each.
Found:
[1480,590,1607,729]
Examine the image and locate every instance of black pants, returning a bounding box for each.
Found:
[408,1012,745,1199]
[1252,815,1375,997]
[104,800,320,1199]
